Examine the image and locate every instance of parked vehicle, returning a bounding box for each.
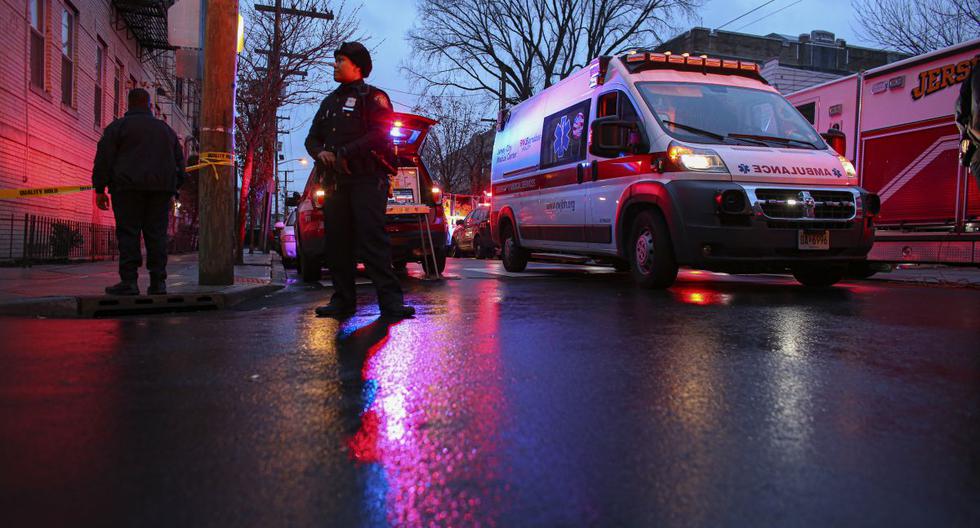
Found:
[289,112,447,282]
[788,39,980,272]
[490,51,879,288]
[450,204,496,258]
[274,210,298,268]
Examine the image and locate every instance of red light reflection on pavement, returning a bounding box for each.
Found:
[671,287,733,306]
[346,280,506,526]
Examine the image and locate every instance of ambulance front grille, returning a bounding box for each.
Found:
[755,189,855,220]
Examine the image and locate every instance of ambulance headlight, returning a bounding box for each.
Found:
[668,142,728,173]
[838,156,857,179]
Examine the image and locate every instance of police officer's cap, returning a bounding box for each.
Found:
[335,42,372,78]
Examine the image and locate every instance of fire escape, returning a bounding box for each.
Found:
[111,0,198,150]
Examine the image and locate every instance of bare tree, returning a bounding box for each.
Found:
[406,0,699,105]
[235,1,362,255]
[851,0,980,55]
[414,96,491,194]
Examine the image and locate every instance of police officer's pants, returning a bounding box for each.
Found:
[111,191,171,283]
[323,178,404,309]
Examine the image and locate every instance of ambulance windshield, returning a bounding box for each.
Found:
[637,82,824,149]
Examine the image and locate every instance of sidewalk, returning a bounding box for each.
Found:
[866,264,980,288]
[0,252,285,317]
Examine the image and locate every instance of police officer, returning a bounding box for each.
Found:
[92,88,185,296]
[955,59,980,187]
[305,42,414,319]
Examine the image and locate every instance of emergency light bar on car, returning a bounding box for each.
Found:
[623,51,767,83]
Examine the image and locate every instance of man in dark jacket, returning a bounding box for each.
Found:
[956,58,980,187]
[92,88,185,295]
[304,41,414,319]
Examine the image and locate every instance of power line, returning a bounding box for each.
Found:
[733,0,806,32]
[716,0,781,30]
[376,84,488,99]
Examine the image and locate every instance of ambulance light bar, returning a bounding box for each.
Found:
[623,51,763,80]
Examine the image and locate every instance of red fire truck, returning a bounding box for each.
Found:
[788,38,980,271]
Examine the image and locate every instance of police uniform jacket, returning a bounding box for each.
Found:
[92,108,186,194]
[304,80,394,185]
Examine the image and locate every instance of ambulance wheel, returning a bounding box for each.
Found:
[501,225,528,272]
[847,261,882,279]
[421,246,447,275]
[792,264,846,288]
[299,251,321,283]
[629,210,677,289]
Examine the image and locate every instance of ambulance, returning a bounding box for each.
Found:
[788,39,980,270]
[490,51,879,288]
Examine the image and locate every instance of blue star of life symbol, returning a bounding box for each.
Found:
[738,163,750,174]
[832,168,843,178]
[553,115,572,158]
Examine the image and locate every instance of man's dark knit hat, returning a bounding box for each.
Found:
[335,41,372,78]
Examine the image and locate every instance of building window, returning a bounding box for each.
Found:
[95,39,106,127]
[60,5,77,107]
[175,78,184,115]
[29,0,44,89]
[113,61,122,118]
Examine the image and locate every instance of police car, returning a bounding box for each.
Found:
[490,51,880,288]
[290,112,447,282]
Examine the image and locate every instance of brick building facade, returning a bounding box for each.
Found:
[656,27,908,94]
[0,0,198,260]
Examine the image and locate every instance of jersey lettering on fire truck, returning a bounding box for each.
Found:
[910,56,979,100]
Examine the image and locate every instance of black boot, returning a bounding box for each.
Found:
[315,302,356,318]
[105,281,139,296]
[380,304,415,319]
[147,280,167,295]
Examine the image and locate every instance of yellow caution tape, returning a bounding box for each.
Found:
[186,151,235,179]
[0,185,93,200]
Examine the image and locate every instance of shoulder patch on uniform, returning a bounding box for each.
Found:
[372,91,392,109]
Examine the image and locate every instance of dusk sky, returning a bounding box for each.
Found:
[276,0,876,195]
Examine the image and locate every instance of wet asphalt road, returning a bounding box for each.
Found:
[0,258,978,527]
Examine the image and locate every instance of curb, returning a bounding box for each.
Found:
[0,296,79,318]
[0,255,286,318]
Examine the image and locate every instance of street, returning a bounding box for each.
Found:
[0,258,978,526]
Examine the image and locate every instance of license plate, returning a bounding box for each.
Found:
[798,229,830,250]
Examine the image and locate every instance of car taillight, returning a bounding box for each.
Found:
[314,189,326,208]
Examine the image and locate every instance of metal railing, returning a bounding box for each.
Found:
[0,213,198,266]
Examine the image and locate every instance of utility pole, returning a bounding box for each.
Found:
[499,75,506,114]
[253,1,332,253]
[279,168,292,218]
[199,0,239,285]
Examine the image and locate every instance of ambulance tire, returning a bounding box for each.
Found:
[501,224,528,272]
[628,210,678,289]
[846,261,881,279]
[792,264,846,288]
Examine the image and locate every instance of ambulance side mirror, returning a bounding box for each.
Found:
[821,128,846,156]
[590,117,647,158]
[285,192,301,208]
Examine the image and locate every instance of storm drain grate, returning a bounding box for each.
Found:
[79,294,224,317]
